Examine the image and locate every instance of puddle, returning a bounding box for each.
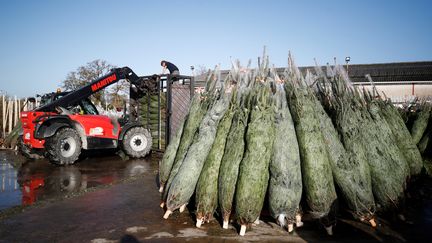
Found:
[0,156,20,210]
[0,149,156,211]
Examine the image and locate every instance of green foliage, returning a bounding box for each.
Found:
[159,114,187,190]
[218,87,251,224]
[195,90,236,222]
[236,83,275,225]
[411,104,431,145]
[315,90,375,221]
[161,94,207,202]
[166,85,230,212]
[381,101,423,175]
[268,85,302,226]
[287,83,337,219]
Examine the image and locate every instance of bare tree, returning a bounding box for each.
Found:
[195,65,209,76]
[109,81,128,110]
[61,60,129,108]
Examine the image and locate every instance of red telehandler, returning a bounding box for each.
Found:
[19,67,157,165]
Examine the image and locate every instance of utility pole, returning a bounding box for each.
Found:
[1,93,4,140]
[345,56,351,76]
[190,66,195,77]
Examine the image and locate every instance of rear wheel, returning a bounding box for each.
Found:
[121,126,152,158]
[46,127,82,165]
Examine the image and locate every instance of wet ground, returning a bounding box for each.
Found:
[0,150,431,242]
[0,149,150,211]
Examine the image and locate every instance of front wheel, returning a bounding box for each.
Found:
[121,126,152,158]
[45,127,82,165]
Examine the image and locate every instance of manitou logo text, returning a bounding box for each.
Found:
[91,74,117,92]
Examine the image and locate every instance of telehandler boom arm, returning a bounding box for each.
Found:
[35,67,142,112]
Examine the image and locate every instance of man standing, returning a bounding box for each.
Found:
[161,60,179,78]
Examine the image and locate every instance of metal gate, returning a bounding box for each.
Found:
[136,74,194,151]
[171,83,191,136]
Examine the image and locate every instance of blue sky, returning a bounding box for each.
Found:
[0,0,431,97]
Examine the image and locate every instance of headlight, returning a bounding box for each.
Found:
[24,132,30,140]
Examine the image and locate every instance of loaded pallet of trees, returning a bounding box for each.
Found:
[138,91,167,150]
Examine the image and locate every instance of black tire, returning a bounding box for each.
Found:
[45,127,82,165]
[17,136,44,160]
[121,126,152,158]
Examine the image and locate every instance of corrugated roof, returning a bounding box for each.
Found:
[311,61,432,83]
[193,61,432,86]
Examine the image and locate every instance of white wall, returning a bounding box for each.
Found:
[358,84,432,102]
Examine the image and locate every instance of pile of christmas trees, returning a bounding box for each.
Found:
[158,53,430,236]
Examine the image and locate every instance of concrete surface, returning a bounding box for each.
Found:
[0,152,431,242]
